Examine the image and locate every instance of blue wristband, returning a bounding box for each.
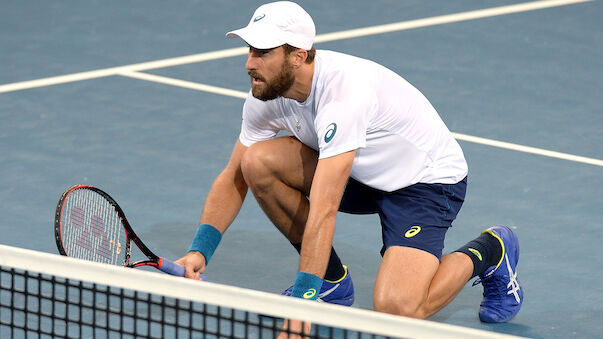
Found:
[290,272,323,300]
[188,224,222,265]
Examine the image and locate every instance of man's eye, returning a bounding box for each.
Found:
[249,46,272,55]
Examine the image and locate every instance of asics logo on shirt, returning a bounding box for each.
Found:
[253,14,266,22]
[505,254,521,303]
[324,123,337,143]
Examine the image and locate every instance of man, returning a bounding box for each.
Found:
[177,1,523,323]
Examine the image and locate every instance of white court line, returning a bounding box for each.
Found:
[314,0,592,43]
[3,0,600,167]
[0,47,248,94]
[452,133,603,167]
[119,70,248,99]
[0,0,592,94]
[119,70,603,167]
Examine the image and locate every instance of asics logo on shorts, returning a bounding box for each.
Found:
[404,226,421,238]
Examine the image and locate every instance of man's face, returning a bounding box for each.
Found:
[246,46,295,101]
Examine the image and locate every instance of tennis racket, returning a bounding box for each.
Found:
[54,185,205,280]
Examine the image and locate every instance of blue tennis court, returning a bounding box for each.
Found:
[1,1,601,338]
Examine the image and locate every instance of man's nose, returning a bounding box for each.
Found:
[246,52,258,70]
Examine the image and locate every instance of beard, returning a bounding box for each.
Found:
[248,59,295,101]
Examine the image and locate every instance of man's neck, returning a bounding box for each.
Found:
[283,61,315,103]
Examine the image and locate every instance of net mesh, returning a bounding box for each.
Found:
[0,268,351,338]
[0,245,519,339]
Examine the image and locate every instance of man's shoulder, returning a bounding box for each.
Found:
[314,50,384,97]
[316,50,390,82]
[316,50,362,70]
[316,49,358,60]
[317,50,381,69]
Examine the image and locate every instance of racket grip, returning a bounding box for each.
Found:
[159,258,206,281]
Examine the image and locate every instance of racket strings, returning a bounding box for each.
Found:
[61,189,126,265]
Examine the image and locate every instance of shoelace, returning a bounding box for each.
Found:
[481,276,508,299]
[473,254,521,303]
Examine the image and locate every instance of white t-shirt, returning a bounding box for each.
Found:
[239,50,468,192]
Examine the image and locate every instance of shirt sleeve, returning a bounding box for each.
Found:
[315,73,377,159]
[238,92,279,147]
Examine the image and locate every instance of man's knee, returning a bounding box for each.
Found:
[373,247,439,319]
[373,289,428,319]
[240,137,317,194]
[240,141,277,189]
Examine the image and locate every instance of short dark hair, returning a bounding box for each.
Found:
[283,44,316,64]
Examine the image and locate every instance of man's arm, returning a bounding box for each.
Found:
[298,150,356,278]
[176,140,249,278]
[200,140,249,231]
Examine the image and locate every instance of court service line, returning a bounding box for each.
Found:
[0,0,592,94]
[119,70,603,168]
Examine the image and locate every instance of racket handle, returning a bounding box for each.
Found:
[159,258,206,281]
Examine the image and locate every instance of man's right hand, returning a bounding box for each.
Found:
[175,251,207,280]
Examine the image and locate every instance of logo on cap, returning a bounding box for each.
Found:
[253,14,266,22]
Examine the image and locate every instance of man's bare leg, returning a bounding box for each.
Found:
[374,246,473,318]
[240,136,317,242]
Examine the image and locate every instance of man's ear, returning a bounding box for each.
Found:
[292,48,308,68]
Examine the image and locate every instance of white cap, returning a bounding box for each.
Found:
[226,1,315,50]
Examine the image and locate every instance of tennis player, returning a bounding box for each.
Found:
[177,1,523,323]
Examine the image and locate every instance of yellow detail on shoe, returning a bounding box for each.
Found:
[405,225,421,238]
[482,229,505,271]
[324,265,348,283]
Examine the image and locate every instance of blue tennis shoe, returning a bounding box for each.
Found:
[474,225,523,323]
[282,265,355,306]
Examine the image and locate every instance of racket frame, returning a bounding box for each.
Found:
[55,185,159,268]
[55,185,204,280]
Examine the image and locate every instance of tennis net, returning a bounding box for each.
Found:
[1,244,521,338]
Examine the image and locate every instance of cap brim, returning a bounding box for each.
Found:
[226,26,286,50]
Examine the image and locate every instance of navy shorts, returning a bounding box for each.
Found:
[338,176,467,260]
